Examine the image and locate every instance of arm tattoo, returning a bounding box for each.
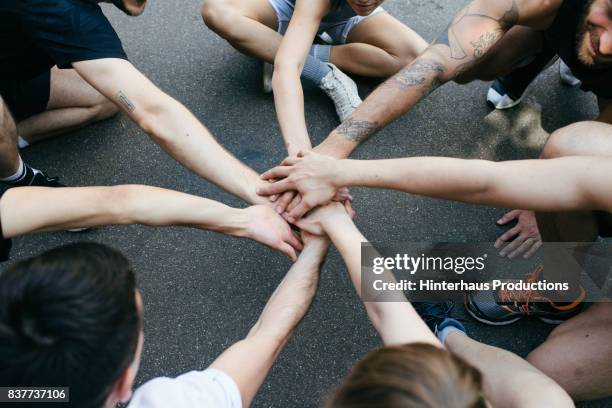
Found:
[381,59,445,97]
[336,118,379,143]
[435,0,518,60]
[117,91,135,112]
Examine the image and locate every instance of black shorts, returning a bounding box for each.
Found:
[597,212,612,238]
[0,70,51,122]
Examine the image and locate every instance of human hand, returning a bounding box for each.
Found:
[495,209,542,259]
[240,205,303,261]
[258,151,342,220]
[293,202,352,236]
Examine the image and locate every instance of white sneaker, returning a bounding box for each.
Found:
[262,62,273,94]
[319,63,362,122]
[559,61,581,87]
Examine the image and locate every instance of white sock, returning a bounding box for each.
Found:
[437,325,465,345]
[17,136,30,149]
[1,156,26,182]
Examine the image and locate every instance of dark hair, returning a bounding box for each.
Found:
[0,243,141,408]
[327,343,487,408]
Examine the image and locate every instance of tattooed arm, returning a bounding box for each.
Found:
[72,58,268,205]
[315,0,561,159]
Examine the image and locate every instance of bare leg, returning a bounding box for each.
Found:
[202,0,427,78]
[527,303,612,400]
[0,97,20,177]
[445,331,574,408]
[17,67,118,145]
[331,12,428,77]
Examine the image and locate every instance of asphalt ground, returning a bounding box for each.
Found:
[4,0,611,406]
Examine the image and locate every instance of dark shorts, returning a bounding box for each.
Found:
[597,212,612,238]
[0,70,51,122]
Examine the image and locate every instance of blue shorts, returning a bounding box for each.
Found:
[267,0,385,44]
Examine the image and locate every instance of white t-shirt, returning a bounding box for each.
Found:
[128,368,242,408]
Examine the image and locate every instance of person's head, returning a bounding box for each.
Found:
[327,343,487,408]
[577,0,612,66]
[345,0,385,16]
[0,243,144,408]
[101,0,147,16]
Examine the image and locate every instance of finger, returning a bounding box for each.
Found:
[344,200,356,219]
[497,209,521,225]
[287,200,312,223]
[278,242,298,262]
[287,195,302,212]
[523,240,543,259]
[287,230,304,251]
[499,234,527,257]
[494,225,521,248]
[280,156,302,166]
[275,191,295,214]
[261,166,291,180]
[269,194,279,202]
[257,179,293,196]
[508,237,535,259]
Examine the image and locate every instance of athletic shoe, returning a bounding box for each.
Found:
[559,61,581,87]
[6,165,65,188]
[319,63,362,122]
[262,62,273,94]
[487,51,557,110]
[465,265,585,326]
[414,301,466,334]
[486,76,527,110]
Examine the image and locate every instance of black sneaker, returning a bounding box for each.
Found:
[6,165,64,188]
[486,49,557,110]
[414,301,466,335]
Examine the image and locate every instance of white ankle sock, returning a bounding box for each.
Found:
[1,156,26,182]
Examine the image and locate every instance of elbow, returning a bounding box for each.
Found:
[105,185,142,225]
[135,97,178,149]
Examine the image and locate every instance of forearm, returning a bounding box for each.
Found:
[140,96,265,204]
[272,68,313,155]
[321,211,439,347]
[339,156,607,212]
[446,333,574,408]
[316,53,446,159]
[0,185,248,238]
[251,241,326,341]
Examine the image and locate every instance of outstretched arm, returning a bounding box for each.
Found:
[259,152,612,219]
[299,203,439,347]
[73,58,266,204]
[314,0,560,159]
[209,235,328,407]
[0,185,302,260]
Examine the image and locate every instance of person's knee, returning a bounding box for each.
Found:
[541,121,597,158]
[201,0,235,37]
[93,99,120,121]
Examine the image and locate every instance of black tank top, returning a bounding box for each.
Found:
[544,0,612,99]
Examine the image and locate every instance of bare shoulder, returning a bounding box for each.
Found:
[514,0,563,29]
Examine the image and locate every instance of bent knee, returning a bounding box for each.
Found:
[201,0,235,35]
[541,121,599,158]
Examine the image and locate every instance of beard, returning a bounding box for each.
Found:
[576,0,597,66]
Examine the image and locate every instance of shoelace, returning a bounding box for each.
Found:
[497,265,545,313]
[414,301,459,328]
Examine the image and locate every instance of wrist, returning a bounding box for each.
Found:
[314,132,355,159]
[218,207,250,237]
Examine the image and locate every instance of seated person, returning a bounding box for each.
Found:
[301,203,574,408]
[0,235,328,406]
[200,0,427,155]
